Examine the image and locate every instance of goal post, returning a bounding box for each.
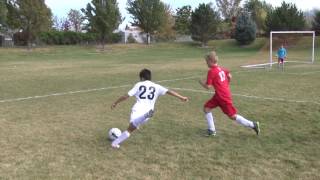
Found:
[269,31,315,68]
[242,31,316,69]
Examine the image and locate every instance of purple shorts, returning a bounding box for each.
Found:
[278,58,284,63]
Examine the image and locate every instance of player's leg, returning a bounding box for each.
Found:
[111,123,135,148]
[204,97,218,136]
[231,114,254,128]
[204,107,216,136]
[221,103,260,135]
[281,58,284,71]
[230,114,260,135]
[111,110,153,148]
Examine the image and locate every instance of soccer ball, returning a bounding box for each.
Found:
[108,128,121,141]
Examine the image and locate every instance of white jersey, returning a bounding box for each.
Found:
[128,80,168,112]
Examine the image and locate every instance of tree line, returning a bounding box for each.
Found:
[0,0,319,47]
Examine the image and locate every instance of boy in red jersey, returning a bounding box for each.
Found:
[199,51,260,136]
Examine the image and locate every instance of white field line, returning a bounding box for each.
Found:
[0,76,200,104]
[0,85,131,103]
[169,87,320,105]
[241,62,277,68]
[300,70,320,75]
[241,61,313,68]
[234,70,320,75]
[1,74,319,105]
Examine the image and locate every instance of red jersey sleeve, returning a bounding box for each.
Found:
[224,68,230,82]
[206,70,213,85]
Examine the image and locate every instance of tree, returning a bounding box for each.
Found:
[235,11,256,45]
[174,5,192,35]
[244,0,272,35]
[0,0,8,31]
[303,10,313,30]
[67,9,84,32]
[52,16,71,31]
[155,4,176,41]
[52,15,62,31]
[216,0,242,21]
[265,1,305,33]
[190,3,220,47]
[312,10,320,35]
[6,0,52,47]
[127,0,166,44]
[82,0,122,49]
[62,18,71,32]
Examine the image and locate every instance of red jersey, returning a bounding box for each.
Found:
[206,65,232,103]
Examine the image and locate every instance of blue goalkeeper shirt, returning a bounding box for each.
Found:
[277,47,287,59]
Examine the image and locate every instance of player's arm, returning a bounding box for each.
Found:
[227,72,232,82]
[166,90,188,102]
[198,79,213,90]
[284,49,287,58]
[111,95,130,110]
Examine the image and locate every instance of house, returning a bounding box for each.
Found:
[0,31,14,47]
[175,35,193,42]
[118,26,147,44]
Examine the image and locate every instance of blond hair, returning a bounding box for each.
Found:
[205,51,218,63]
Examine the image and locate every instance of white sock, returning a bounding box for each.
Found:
[205,112,216,131]
[235,115,254,128]
[112,131,130,146]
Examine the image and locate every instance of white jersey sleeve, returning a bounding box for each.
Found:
[155,84,168,96]
[128,83,139,97]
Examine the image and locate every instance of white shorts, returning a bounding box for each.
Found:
[130,109,154,128]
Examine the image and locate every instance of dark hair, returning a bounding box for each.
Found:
[139,69,151,80]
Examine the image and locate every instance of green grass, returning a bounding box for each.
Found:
[0,39,320,179]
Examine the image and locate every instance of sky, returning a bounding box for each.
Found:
[45,0,320,29]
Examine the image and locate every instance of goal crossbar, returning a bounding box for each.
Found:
[269,31,315,68]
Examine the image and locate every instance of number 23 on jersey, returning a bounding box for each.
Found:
[138,86,156,100]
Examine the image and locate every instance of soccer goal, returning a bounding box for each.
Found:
[242,31,315,69]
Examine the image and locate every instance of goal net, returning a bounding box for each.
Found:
[242,31,315,69]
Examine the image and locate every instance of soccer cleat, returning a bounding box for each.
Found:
[253,121,260,135]
[111,144,120,149]
[206,129,217,137]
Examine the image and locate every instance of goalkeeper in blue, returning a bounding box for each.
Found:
[277,45,287,70]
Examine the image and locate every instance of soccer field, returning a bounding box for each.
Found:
[0,39,320,179]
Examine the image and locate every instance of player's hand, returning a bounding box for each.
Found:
[181,96,189,102]
[227,73,232,82]
[199,79,210,90]
[198,79,205,86]
[111,103,117,110]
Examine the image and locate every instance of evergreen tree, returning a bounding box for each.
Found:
[312,10,320,35]
[127,0,166,44]
[174,5,192,35]
[190,3,220,46]
[0,0,8,31]
[265,1,305,33]
[82,0,122,49]
[235,11,256,45]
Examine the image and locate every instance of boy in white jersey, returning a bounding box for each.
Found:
[111,69,188,148]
